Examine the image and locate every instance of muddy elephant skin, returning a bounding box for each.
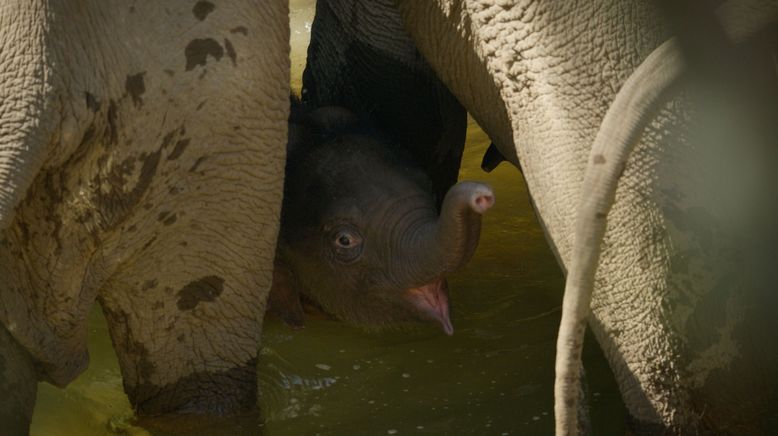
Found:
[0,0,289,431]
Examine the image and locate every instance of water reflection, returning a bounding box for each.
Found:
[30,1,625,434]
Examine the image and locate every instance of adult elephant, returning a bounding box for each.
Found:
[302,0,778,433]
[0,0,289,433]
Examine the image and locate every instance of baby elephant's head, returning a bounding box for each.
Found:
[271,104,494,335]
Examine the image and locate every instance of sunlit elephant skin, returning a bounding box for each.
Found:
[552,3,778,433]
[0,0,289,432]
[307,0,778,433]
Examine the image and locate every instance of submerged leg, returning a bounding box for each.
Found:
[0,323,38,436]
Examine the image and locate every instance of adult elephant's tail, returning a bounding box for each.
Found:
[553,1,778,434]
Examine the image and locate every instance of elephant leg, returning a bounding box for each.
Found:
[554,2,778,433]
[0,323,37,435]
[0,0,62,231]
[98,260,266,417]
[93,166,282,418]
[554,35,686,436]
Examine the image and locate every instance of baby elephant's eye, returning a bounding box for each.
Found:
[336,233,354,247]
[331,227,364,264]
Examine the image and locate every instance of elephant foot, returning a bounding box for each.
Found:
[0,323,38,436]
[97,267,265,420]
[129,359,259,416]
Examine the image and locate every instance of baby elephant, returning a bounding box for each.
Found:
[270,100,494,335]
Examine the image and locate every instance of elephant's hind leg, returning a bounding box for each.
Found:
[0,323,37,436]
[97,265,266,418]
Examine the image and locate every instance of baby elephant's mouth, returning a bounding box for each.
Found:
[404,279,453,335]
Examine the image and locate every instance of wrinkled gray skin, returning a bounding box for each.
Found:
[271,102,494,335]
[300,0,467,207]
[0,0,288,433]
[305,0,778,433]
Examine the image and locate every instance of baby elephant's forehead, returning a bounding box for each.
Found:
[333,173,435,219]
[321,201,364,224]
[318,142,432,194]
[321,181,432,225]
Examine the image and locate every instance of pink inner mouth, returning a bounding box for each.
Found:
[405,279,454,335]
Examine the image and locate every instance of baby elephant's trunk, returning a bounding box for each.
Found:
[404,181,494,285]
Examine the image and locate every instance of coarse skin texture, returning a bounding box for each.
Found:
[0,0,289,431]
[0,0,53,232]
[386,0,778,433]
[554,2,778,433]
[277,104,493,332]
[301,0,467,207]
[554,37,689,435]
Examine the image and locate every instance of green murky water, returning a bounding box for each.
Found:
[30,2,625,434]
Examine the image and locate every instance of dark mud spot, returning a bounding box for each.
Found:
[132,340,156,380]
[79,124,96,148]
[142,236,157,250]
[85,92,101,112]
[101,307,157,382]
[92,149,160,230]
[184,38,223,71]
[230,26,248,35]
[105,100,118,145]
[593,154,606,164]
[125,72,146,108]
[17,221,30,245]
[141,279,158,291]
[39,171,65,255]
[167,139,191,160]
[162,214,177,226]
[177,275,225,311]
[105,156,136,188]
[224,38,237,65]
[189,155,208,172]
[192,1,215,21]
[161,129,178,148]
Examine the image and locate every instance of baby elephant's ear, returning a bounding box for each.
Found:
[307,106,359,134]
